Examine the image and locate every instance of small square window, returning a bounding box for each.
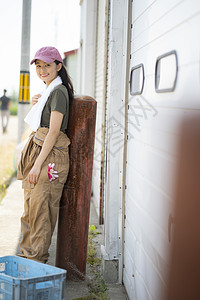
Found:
[130,64,145,95]
[155,50,178,93]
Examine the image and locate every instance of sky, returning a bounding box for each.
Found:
[0,0,80,98]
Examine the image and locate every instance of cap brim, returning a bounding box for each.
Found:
[30,56,54,65]
[30,59,36,65]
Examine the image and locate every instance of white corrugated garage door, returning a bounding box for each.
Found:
[123,0,200,299]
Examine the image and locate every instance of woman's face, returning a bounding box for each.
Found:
[35,59,62,86]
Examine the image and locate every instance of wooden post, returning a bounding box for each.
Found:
[56,96,97,279]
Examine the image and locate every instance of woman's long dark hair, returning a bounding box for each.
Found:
[55,60,74,104]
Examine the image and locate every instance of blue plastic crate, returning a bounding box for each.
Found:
[0,256,67,300]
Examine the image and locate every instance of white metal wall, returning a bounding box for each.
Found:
[65,53,78,94]
[92,0,108,219]
[78,0,97,97]
[123,0,200,299]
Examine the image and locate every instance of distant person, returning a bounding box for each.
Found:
[0,89,10,133]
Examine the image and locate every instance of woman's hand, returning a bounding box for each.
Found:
[28,163,41,184]
[31,94,41,106]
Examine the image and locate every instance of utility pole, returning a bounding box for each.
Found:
[18,0,32,143]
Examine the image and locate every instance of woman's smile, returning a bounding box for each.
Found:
[41,74,49,78]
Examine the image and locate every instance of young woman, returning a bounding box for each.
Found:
[17,46,74,263]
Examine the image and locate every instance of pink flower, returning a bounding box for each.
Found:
[47,163,59,182]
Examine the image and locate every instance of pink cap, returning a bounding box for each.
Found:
[30,46,63,65]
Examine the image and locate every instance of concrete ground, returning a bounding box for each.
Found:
[0,116,128,300]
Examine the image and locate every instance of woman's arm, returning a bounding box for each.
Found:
[28,110,64,184]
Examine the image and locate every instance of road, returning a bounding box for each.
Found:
[0,116,18,183]
[0,115,18,144]
[0,116,24,256]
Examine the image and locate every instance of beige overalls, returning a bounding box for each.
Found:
[17,127,70,263]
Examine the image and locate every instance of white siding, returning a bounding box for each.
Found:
[102,0,131,263]
[92,0,108,219]
[103,0,110,221]
[78,0,97,96]
[65,53,78,94]
[124,0,200,299]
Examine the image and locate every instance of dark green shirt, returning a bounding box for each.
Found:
[40,84,69,132]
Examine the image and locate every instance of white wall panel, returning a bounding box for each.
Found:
[92,0,108,217]
[78,0,97,96]
[124,247,137,299]
[127,106,184,153]
[132,0,200,52]
[126,171,172,236]
[126,139,176,196]
[132,0,156,22]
